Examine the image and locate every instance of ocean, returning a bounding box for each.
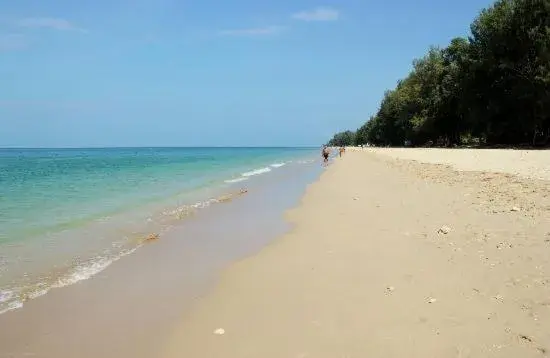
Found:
[0,147,318,315]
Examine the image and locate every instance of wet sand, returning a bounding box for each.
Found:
[163,149,550,357]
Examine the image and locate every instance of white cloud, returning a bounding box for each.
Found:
[219,25,285,37]
[0,34,27,52]
[18,17,87,33]
[291,7,340,22]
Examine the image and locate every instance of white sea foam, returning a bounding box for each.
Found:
[26,287,49,300]
[0,289,14,303]
[241,167,271,177]
[162,198,221,220]
[0,298,23,315]
[53,256,115,288]
[224,177,249,184]
[191,198,218,209]
[0,246,142,315]
[225,165,278,183]
[0,288,26,314]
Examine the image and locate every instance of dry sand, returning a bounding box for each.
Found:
[365,147,550,181]
[162,149,550,358]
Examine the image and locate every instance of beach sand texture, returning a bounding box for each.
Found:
[367,147,550,180]
[162,148,550,358]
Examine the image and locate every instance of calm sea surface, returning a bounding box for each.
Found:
[0,147,317,314]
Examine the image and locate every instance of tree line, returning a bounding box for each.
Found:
[328,0,550,148]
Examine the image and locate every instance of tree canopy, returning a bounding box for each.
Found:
[327,130,356,146]
[328,0,550,147]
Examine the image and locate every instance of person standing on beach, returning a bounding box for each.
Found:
[322,145,330,164]
[339,147,345,157]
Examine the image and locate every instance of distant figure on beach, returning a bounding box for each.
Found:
[339,147,345,157]
[322,145,330,164]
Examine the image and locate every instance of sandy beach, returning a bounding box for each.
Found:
[162,148,550,358]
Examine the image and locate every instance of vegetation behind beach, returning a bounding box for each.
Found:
[329,0,550,147]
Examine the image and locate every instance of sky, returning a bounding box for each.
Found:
[1,0,495,147]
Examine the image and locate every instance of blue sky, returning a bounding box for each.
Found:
[1,0,494,147]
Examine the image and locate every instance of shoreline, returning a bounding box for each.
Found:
[0,157,322,358]
[0,148,317,316]
[162,149,550,358]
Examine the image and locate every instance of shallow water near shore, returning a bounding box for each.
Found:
[0,147,323,358]
[0,147,317,314]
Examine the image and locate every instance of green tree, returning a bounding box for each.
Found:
[327,130,356,146]
[468,0,550,144]
[329,0,550,147]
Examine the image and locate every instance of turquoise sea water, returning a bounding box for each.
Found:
[0,147,317,314]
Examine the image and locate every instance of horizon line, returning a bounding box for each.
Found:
[0,145,319,150]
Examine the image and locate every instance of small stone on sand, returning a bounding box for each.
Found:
[438,226,451,234]
[511,206,521,212]
[519,334,533,342]
[428,297,437,304]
